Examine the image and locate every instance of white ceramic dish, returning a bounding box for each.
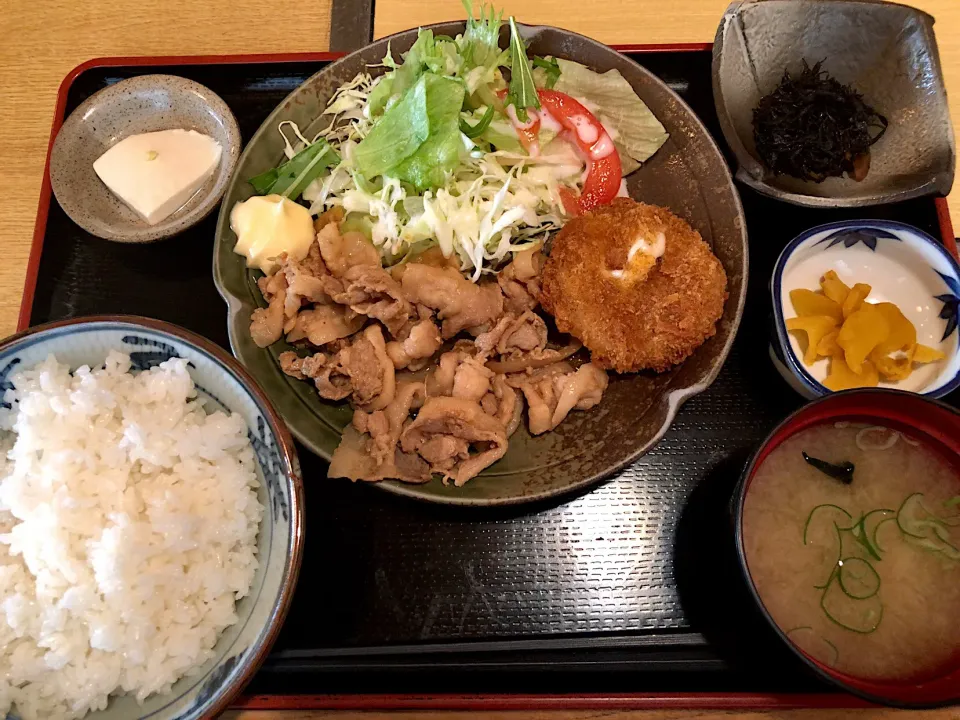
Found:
[770,220,960,399]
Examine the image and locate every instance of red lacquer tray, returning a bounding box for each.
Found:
[23,45,957,713]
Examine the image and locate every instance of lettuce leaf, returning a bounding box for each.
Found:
[478,114,557,153]
[392,74,466,190]
[554,58,668,164]
[532,56,560,89]
[392,29,436,97]
[354,77,431,178]
[367,76,395,117]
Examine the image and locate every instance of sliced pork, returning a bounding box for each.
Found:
[250,271,287,347]
[279,351,352,401]
[285,305,364,346]
[328,265,412,337]
[281,251,332,322]
[481,374,524,437]
[475,311,548,357]
[316,223,380,277]
[256,218,610,489]
[328,426,431,483]
[338,325,396,410]
[400,264,504,338]
[510,362,608,435]
[399,396,509,486]
[386,320,443,370]
[499,247,543,315]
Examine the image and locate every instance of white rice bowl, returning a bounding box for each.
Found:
[0,351,263,720]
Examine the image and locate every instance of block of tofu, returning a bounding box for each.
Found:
[93,129,222,225]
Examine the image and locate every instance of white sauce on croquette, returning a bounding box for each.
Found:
[609,232,666,279]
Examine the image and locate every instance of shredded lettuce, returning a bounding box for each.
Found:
[554,58,668,164]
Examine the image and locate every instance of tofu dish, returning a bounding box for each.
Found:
[94,129,222,225]
[230,3,728,487]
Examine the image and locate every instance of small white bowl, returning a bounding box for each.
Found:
[771,220,960,399]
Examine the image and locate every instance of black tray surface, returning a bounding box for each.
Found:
[33,51,957,696]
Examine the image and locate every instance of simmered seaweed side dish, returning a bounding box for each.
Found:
[753,61,888,183]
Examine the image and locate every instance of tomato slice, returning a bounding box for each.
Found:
[496,88,622,214]
[557,187,581,217]
[536,89,622,213]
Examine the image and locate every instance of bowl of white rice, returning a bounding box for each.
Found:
[0,316,303,720]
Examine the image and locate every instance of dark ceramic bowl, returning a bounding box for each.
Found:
[713,0,955,207]
[50,75,241,242]
[214,22,749,505]
[734,389,960,707]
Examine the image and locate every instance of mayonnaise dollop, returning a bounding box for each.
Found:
[230,195,315,274]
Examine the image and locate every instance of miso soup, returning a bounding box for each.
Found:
[743,423,960,680]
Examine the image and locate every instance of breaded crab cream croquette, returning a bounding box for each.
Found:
[539,199,728,373]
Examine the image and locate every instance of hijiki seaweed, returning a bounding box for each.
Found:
[752,60,888,183]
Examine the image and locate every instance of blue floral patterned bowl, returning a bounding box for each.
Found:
[0,316,303,720]
[771,220,960,399]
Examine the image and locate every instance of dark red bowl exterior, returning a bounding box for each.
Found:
[734,389,960,708]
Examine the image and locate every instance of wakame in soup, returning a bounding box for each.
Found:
[743,423,960,681]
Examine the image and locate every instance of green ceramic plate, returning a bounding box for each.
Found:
[213,22,748,506]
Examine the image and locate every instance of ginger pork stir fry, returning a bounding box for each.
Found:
[251,211,608,486]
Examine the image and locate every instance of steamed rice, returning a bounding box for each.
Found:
[0,352,263,720]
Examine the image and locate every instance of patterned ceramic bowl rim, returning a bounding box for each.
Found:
[0,315,304,720]
[771,220,960,399]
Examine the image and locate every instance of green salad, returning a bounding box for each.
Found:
[248,2,668,280]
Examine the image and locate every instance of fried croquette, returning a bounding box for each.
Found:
[540,199,728,373]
